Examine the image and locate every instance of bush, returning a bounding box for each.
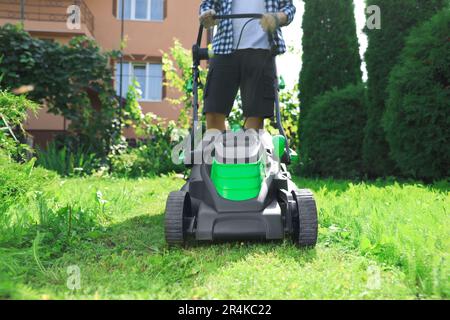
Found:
[111,113,184,177]
[0,153,57,213]
[162,39,208,129]
[36,140,99,177]
[301,84,367,178]
[384,9,450,181]
[0,24,124,160]
[0,90,39,158]
[266,82,300,150]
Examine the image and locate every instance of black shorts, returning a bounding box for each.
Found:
[203,49,276,118]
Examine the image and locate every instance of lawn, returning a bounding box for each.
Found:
[0,174,448,300]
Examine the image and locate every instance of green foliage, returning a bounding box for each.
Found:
[162,39,208,129]
[301,84,367,178]
[0,90,39,158]
[111,113,184,177]
[36,141,99,177]
[0,153,57,214]
[122,80,144,128]
[299,0,362,125]
[267,83,300,149]
[363,0,447,177]
[228,92,244,129]
[0,24,122,160]
[0,55,4,86]
[384,9,450,180]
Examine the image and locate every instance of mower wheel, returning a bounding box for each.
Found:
[165,191,191,246]
[292,189,318,248]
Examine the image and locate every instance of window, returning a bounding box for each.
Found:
[115,62,163,102]
[117,0,164,21]
[150,0,164,20]
[148,64,163,101]
[135,0,148,20]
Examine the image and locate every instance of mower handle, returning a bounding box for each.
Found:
[212,14,264,20]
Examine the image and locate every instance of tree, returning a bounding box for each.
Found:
[384,9,450,181]
[302,84,367,178]
[299,0,362,136]
[363,0,446,177]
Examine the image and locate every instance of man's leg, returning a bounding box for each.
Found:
[203,54,240,131]
[240,50,276,129]
[206,113,227,131]
[244,117,264,130]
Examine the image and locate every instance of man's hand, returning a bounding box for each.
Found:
[200,9,217,29]
[260,12,288,33]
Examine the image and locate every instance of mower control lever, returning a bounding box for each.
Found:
[212,14,264,20]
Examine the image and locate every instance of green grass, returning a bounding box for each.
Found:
[0,174,448,300]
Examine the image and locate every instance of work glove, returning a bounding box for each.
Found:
[200,9,217,29]
[260,13,282,33]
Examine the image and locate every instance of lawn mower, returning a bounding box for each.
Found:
[164,14,318,248]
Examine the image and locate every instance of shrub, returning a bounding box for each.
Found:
[270,83,301,150]
[0,153,57,213]
[162,39,208,129]
[0,90,39,158]
[111,113,184,177]
[36,140,99,177]
[301,84,367,178]
[0,24,124,160]
[384,9,450,181]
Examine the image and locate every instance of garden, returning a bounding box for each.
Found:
[0,1,449,300]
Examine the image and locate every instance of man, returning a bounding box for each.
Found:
[199,0,296,131]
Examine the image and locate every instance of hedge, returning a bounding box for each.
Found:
[384,9,450,181]
[301,84,367,178]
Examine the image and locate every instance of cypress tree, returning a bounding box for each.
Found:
[363,0,446,177]
[384,9,450,181]
[299,0,362,130]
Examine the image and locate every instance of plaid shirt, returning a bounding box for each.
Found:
[200,0,296,55]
